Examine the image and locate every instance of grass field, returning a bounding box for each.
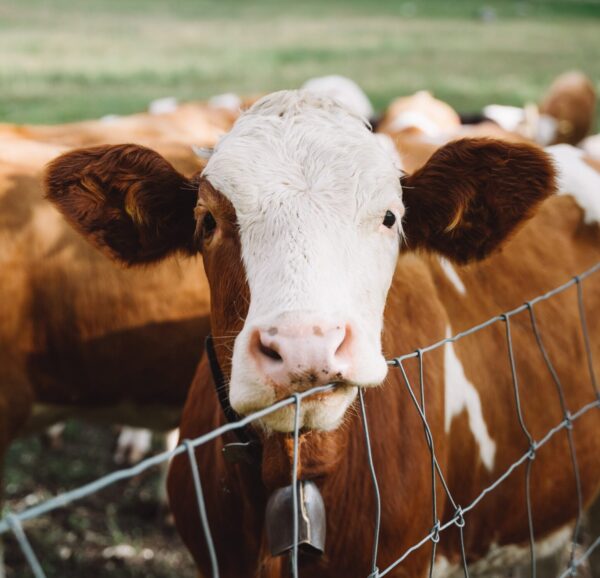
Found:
[1,0,599,124]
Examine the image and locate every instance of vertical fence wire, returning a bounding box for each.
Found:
[526,302,585,575]
[358,387,382,578]
[183,439,220,578]
[395,357,472,577]
[415,351,442,578]
[502,314,537,578]
[575,276,599,400]
[396,360,457,513]
[290,394,301,578]
[6,514,47,578]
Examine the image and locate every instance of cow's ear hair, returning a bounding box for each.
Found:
[45,144,199,265]
[401,138,556,264]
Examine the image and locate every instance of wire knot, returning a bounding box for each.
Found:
[454,506,466,528]
[527,442,537,460]
[564,411,574,430]
[367,567,380,578]
[431,520,441,544]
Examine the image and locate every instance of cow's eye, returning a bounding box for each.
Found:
[203,212,217,239]
[383,210,396,228]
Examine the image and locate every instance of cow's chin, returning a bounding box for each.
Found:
[256,385,359,433]
[228,347,389,432]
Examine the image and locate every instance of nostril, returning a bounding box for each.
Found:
[334,325,352,359]
[259,340,283,362]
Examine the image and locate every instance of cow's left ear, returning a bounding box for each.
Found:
[45,144,199,265]
[401,138,556,264]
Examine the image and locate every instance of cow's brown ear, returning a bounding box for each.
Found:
[401,138,556,264]
[45,144,199,265]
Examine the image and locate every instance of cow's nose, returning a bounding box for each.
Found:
[249,323,353,390]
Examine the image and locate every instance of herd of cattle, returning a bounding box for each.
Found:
[1,71,600,577]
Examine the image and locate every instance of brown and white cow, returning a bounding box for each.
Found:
[46,91,600,577]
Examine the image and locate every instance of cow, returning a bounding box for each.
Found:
[0,101,235,150]
[0,95,239,467]
[482,71,596,148]
[45,90,600,577]
[0,130,215,505]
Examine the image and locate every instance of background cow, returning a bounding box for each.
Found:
[0,118,216,514]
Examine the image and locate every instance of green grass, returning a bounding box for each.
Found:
[1,0,599,124]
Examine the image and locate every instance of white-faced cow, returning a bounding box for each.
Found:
[46,91,600,577]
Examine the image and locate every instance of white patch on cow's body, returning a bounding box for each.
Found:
[484,104,525,133]
[208,92,242,112]
[388,110,447,137]
[114,427,153,465]
[148,96,178,115]
[100,114,121,124]
[439,257,466,295]
[434,525,573,577]
[581,133,600,160]
[546,144,600,224]
[444,327,496,470]
[301,75,374,119]
[483,104,558,145]
[203,90,403,431]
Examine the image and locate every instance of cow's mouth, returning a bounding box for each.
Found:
[255,383,358,433]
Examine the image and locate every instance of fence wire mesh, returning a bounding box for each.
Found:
[1,262,599,578]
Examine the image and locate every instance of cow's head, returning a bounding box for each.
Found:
[46,91,554,433]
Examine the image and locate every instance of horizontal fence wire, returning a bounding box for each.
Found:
[1,261,599,578]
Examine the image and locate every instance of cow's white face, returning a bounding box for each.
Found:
[47,92,554,434]
[203,91,404,432]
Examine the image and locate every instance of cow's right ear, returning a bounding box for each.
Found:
[45,144,199,265]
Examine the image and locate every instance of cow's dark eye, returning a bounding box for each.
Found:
[383,210,396,228]
[203,212,217,239]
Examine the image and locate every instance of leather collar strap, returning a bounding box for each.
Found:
[205,335,261,454]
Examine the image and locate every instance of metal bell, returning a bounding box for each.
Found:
[265,480,326,558]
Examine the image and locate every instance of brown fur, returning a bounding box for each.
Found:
[0,102,236,150]
[378,91,461,135]
[46,145,199,264]
[45,139,600,577]
[402,138,556,263]
[539,71,597,145]
[0,136,213,518]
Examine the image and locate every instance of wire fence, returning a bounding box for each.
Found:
[2,262,599,578]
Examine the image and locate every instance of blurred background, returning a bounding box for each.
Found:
[2,0,600,124]
[2,0,599,576]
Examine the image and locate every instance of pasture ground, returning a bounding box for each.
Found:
[5,424,196,577]
[2,0,600,576]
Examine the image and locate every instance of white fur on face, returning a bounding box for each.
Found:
[203,90,404,431]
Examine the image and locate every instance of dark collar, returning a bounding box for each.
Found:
[205,335,261,463]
